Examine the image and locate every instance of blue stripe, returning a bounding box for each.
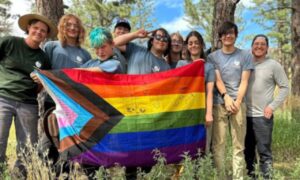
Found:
[38,73,93,140]
[91,124,205,152]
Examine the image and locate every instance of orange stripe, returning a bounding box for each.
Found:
[84,76,205,98]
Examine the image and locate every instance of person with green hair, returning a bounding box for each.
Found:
[80,27,126,73]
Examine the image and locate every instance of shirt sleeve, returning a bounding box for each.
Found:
[205,62,216,83]
[269,61,289,110]
[99,60,122,73]
[242,51,254,71]
[176,60,189,68]
[43,41,55,62]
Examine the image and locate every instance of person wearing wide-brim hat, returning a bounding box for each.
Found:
[0,13,55,176]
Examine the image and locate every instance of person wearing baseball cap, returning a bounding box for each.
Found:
[0,13,56,176]
[113,18,131,38]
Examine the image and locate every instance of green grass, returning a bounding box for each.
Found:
[7,123,17,166]
[2,110,300,179]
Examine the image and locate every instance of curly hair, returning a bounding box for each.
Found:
[57,14,85,47]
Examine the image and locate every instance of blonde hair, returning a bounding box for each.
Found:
[57,14,85,47]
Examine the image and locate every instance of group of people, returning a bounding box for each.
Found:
[0,12,289,180]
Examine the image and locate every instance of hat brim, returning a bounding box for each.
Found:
[18,14,57,38]
[115,22,131,31]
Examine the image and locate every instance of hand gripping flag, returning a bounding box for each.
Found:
[36,60,206,167]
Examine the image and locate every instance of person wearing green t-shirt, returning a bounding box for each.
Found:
[0,13,57,175]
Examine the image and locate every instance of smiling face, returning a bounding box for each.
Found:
[220,28,237,47]
[65,17,80,40]
[151,30,169,53]
[114,26,130,37]
[187,35,202,59]
[95,41,114,61]
[171,34,183,54]
[252,36,268,60]
[27,21,48,44]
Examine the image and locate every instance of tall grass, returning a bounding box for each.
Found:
[2,108,300,179]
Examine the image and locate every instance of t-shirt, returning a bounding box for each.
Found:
[0,36,51,104]
[176,60,215,83]
[44,41,91,69]
[125,43,170,74]
[246,58,289,117]
[207,48,254,104]
[81,59,125,74]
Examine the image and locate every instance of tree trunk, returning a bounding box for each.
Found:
[291,0,300,120]
[35,0,64,28]
[211,0,240,51]
[292,0,300,96]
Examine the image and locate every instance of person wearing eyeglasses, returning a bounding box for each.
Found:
[37,14,91,165]
[176,31,215,155]
[114,28,171,74]
[244,35,288,179]
[166,32,184,69]
[207,21,254,179]
[44,14,91,69]
[40,14,91,111]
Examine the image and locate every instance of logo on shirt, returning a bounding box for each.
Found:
[35,61,42,68]
[76,56,83,63]
[152,66,160,72]
[233,60,240,66]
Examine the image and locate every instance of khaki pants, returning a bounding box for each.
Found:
[212,103,246,180]
[205,124,213,155]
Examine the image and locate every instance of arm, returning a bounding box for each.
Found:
[232,70,251,114]
[114,29,148,52]
[205,81,214,127]
[265,63,289,119]
[76,67,103,72]
[215,69,235,113]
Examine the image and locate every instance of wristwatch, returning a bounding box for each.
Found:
[221,92,227,99]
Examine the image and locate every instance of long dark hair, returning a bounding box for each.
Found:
[147,28,171,56]
[185,31,206,61]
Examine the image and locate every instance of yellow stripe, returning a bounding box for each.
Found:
[104,92,206,116]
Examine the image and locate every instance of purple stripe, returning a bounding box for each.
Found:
[71,140,205,167]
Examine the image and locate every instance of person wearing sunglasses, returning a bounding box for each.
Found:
[114,28,171,74]
[176,31,215,156]
[166,32,184,69]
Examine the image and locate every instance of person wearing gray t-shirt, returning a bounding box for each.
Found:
[207,21,254,179]
[176,30,215,155]
[244,35,288,179]
[38,14,91,165]
[114,28,170,74]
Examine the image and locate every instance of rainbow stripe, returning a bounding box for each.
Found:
[37,61,206,167]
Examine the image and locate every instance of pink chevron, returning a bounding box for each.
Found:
[56,99,78,128]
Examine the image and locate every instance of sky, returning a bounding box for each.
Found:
[9,0,261,49]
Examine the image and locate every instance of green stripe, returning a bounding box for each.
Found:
[109,109,205,134]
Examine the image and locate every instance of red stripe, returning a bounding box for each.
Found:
[62,61,204,86]
[85,76,205,98]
